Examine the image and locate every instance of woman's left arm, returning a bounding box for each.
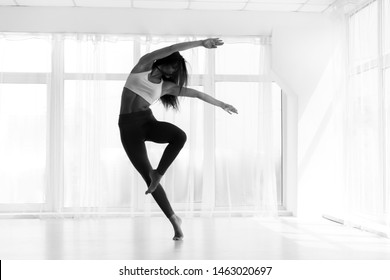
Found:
[195,89,238,115]
[167,85,238,114]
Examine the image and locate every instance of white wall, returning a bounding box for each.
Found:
[296,13,346,219]
[0,6,346,218]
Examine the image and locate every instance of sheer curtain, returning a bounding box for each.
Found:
[0,33,50,212]
[0,33,278,217]
[345,0,390,236]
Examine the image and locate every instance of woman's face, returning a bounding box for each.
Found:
[159,63,179,77]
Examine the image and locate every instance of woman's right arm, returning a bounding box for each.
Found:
[134,38,223,71]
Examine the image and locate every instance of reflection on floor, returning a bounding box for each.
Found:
[0,216,390,259]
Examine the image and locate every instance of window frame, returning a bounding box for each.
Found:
[0,34,284,214]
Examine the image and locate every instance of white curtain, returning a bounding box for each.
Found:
[344,0,390,236]
[0,34,279,217]
[0,34,50,211]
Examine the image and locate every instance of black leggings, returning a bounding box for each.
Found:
[118,108,187,218]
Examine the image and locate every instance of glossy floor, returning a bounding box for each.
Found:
[1,216,390,259]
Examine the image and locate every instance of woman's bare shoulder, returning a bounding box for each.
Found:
[130,61,153,74]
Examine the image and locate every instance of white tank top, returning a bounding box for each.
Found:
[124,70,163,104]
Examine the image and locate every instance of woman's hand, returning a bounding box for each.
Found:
[221,103,238,115]
[202,38,224,49]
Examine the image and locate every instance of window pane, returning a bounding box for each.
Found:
[0,84,47,203]
[216,82,260,150]
[181,48,207,75]
[0,36,51,72]
[64,37,134,73]
[64,80,125,207]
[216,42,262,75]
[349,1,378,67]
[215,82,258,209]
[349,69,382,215]
[215,82,281,209]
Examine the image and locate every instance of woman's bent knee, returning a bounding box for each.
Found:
[176,130,187,147]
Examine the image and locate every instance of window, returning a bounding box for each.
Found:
[347,0,390,223]
[0,84,47,204]
[0,36,51,73]
[0,34,281,215]
[0,35,50,207]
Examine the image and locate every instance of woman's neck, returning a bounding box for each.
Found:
[150,67,163,79]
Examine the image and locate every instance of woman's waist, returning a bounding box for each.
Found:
[120,87,151,114]
[118,106,154,125]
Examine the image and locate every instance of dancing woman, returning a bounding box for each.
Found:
[118,38,238,240]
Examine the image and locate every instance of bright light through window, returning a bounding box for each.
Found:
[349,1,378,67]
[64,37,134,74]
[0,84,47,203]
[216,42,262,75]
[63,80,124,207]
[0,36,51,73]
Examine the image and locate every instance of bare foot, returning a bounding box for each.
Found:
[169,214,184,241]
[145,170,162,195]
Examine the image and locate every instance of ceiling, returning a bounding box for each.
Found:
[0,0,339,13]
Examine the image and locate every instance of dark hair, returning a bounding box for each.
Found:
[152,51,188,110]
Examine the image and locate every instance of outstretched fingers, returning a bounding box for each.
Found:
[223,104,238,114]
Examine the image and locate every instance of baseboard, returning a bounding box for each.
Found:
[0,210,294,219]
